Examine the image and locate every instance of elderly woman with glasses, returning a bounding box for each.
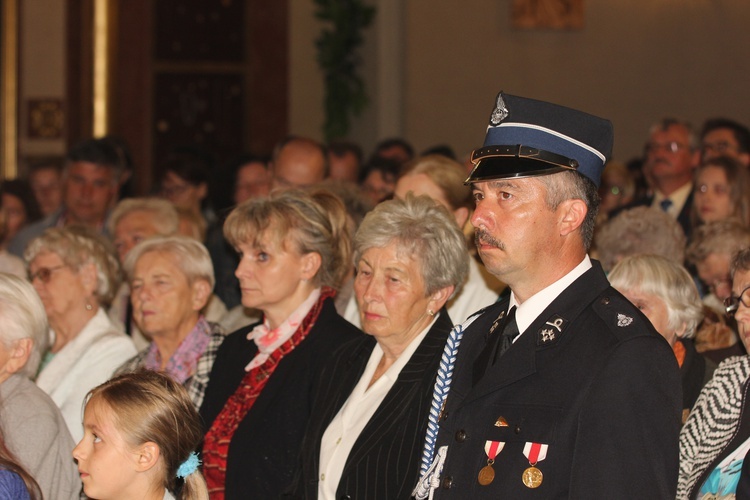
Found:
[288,194,469,499]
[25,226,137,442]
[0,273,81,500]
[678,247,750,499]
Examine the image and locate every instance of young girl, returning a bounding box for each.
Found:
[73,371,208,500]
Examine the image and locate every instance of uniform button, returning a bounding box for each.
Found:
[440,410,449,421]
[601,296,610,305]
[442,476,453,489]
[340,495,352,500]
[515,424,522,434]
[455,430,467,442]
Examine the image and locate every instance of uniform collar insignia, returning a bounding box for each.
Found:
[537,314,566,346]
[617,313,633,327]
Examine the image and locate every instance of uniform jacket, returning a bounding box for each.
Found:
[289,308,453,499]
[199,297,361,499]
[432,261,682,499]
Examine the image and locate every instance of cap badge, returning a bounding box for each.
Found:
[489,93,509,126]
[617,313,633,327]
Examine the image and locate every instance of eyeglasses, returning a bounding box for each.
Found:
[29,265,67,284]
[724,285,750,316]
[702,141,738,155]
[644,142,689,154]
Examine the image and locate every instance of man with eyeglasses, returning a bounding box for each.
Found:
[636,118,700,239]
[700,118,750,168]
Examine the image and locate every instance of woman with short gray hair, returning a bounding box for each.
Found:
[290,194,469,499]
[26,226,136,442]
[609,254,713,422]
[116,235,225,410]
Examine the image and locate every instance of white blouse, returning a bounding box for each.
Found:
[317,316,437,500]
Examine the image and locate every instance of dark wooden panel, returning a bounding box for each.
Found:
[152,72,243,174]
[246,1,287,155]
[155,0,244,62]
[113,0,153,196]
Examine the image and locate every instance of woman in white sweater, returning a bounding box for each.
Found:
[25,226,136,442]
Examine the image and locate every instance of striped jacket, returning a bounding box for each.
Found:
[678,355,750,498]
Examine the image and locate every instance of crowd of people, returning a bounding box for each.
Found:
[0,90,749,499]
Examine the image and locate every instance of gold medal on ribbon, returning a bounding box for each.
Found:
[522,442,548,489]
[522,466,543,488]
[478,464,495,485]
[478,440,505,486]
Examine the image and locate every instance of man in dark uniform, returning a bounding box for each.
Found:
[414,92,681,498]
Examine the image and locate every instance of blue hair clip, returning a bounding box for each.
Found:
[176,452,201,479]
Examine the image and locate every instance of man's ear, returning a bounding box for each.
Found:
[134,442,161,472]
[558,198,588,237]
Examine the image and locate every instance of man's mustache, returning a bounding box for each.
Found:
[475,229,504,250]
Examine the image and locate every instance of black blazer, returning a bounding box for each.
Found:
[288,308,454,499]
[199,297,361,499]
[432,262,682,499]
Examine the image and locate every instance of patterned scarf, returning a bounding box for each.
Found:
[201,287,334,498]
[143,316,211,384]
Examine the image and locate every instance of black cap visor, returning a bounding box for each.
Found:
[465,145,579,185]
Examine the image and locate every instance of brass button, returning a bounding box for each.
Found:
[455,430,467,442]
[442,476,453,489]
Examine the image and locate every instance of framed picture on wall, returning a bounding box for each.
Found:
[512,0,585,30]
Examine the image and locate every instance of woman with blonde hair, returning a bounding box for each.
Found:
[200,189,360,498]
[691,156,750,227]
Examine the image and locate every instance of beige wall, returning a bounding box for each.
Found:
[291,0,750,162]
[19,0,67,160]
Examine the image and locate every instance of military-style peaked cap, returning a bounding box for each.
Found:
[466,92,614,187]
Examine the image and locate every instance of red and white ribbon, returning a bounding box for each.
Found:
[484,441,506,460]
[523,442,548,464]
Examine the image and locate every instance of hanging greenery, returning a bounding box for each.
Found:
[314,0,376,141]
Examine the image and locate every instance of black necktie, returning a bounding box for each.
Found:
[493,306,519,362]
[473,306,518,385]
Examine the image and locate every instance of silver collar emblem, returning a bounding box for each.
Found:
[617,313,633,327]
